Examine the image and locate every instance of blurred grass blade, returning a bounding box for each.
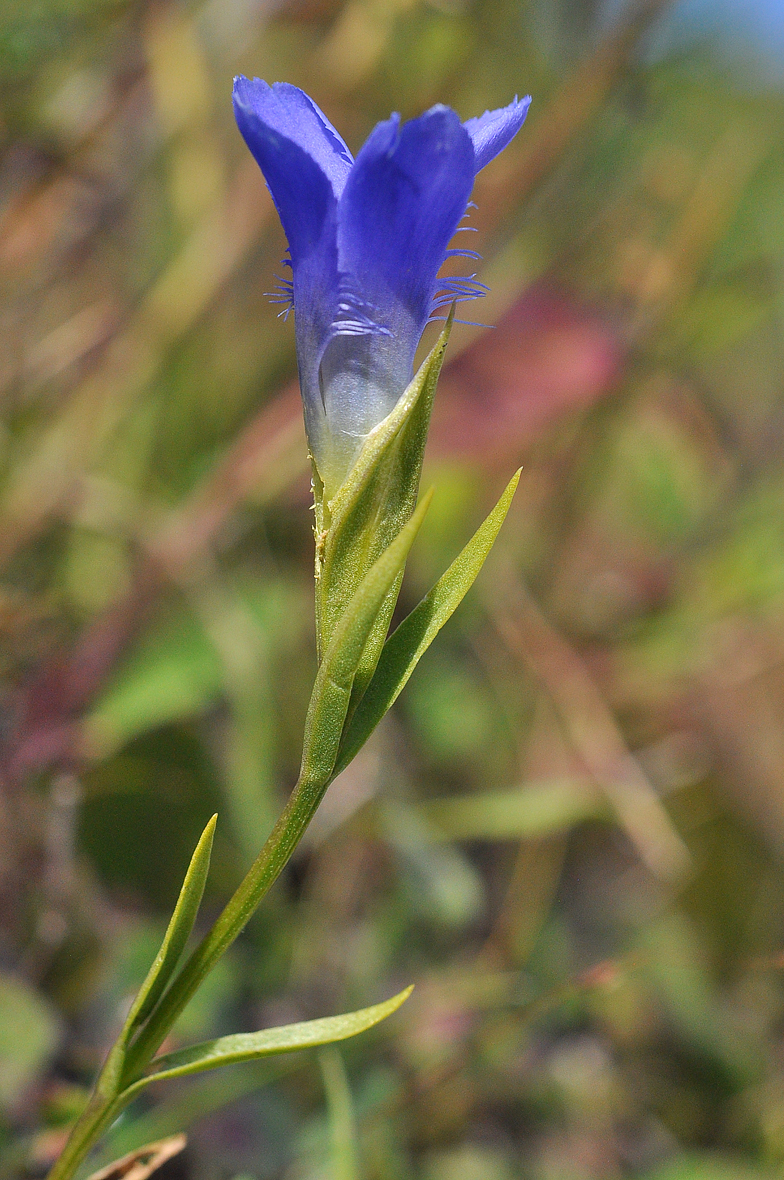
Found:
[319,1048,358,1180]
[121,987,413,1098]
[300,492,432,788]
[334,470,520,777]
[124,815,217,1034]
[379,801,484,927]
[417,779,607,841]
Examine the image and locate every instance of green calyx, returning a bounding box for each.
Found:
[312,315,453,685]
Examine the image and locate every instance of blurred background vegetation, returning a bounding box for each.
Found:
[3,0,784,1176]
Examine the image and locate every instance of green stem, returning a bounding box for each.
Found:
[46,1093,124,1180]
[48,466,427,1179]
[46,768,331,1180]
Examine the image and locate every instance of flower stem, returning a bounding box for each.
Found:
[46,1094,124,1180]
[46,767,330,1180]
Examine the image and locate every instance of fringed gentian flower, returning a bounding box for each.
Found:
[233,80,531,498]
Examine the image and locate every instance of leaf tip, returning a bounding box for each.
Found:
[419,486,435,512]
[385,983,415,1016]
[198,813,218,854]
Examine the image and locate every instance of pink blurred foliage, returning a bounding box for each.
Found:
[430,285,623,465]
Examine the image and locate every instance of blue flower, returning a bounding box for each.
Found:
[233,80,531,496]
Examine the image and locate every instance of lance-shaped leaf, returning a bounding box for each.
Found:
[315,315,453,678]
[299,491,432,790]
[320,1048,358,1180]
[97,816,217,1098]
[333,470,520,778]
[126,815,217,1032]
[119,987,413,1100]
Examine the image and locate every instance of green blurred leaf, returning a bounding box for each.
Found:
[79,729,220,910]
[403,652,495,762]
[642,1156,773,1180]
[670,283,767,360]
[122,987,413,1097]
[0,972,62,1110]
[635,914,761,1087]
[83,610,221,759]
[379,801,485,927]
[83,581,299,758]
[334,469,520,777]
[423,1144,514,1180]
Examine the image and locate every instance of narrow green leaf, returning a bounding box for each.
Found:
[319,1048,358,1180]
[125,815,217,1034]
[120,987,414,1099]
[299,491,432,789]
[97,815,217,1099]
[334,469,521,777]
[316,315,453,669]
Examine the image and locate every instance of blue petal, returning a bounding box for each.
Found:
[338,106,474,329]
[233,78,346,460]
[315,106,475,483]
[463,95,532,173]
[233,78,353,198]
[232,101,331,263]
